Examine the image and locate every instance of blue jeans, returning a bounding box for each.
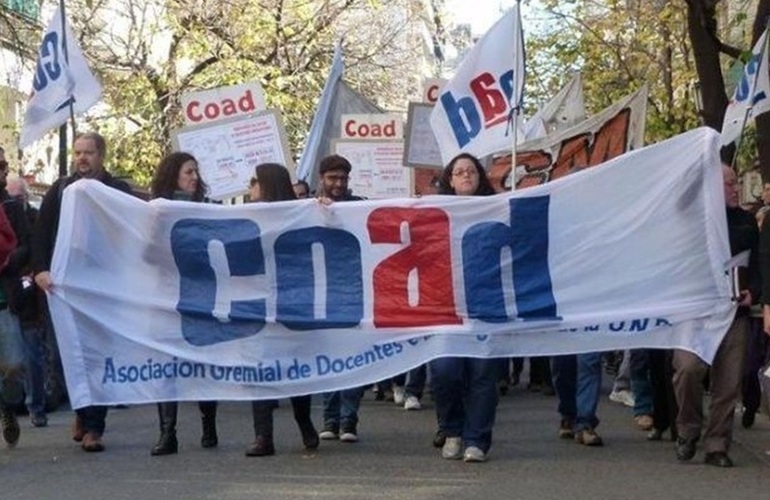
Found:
[22,324,46,416]
[552,353,602,431]
[0,308,26,408]
[611,350,631,392]
[322,386,364,431]
[405,364,427,399]
[430,357,502,453]
[630,349,654,416]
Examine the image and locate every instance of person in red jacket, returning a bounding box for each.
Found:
[0,147,23,449]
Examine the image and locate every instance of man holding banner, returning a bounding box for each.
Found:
[672,164,758,468]
[32,132,131,452]
[316,154,366,443]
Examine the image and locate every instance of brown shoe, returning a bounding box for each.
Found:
[558,418,575,439]
[245,435,275,457]
[634,415,654,431]
[81,432,105,452]
[71,416,85,442]
[574,428,603,447]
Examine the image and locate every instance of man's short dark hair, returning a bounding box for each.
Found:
[75,132,107,158]
[319,155,351,176]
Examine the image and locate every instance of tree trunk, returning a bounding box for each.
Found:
[686,0,729,130]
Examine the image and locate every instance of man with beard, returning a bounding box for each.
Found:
[315,155,366,443]
[32,132,131,452]
[317,154,363,202]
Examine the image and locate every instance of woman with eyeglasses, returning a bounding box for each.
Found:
[149,152,219,456]
[431,153,502,463]
[245,162,320,456]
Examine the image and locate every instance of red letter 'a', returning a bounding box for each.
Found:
[368,207,461,328]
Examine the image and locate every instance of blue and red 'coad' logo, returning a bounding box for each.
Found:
[171,197,559,346]
[440,70,515,148]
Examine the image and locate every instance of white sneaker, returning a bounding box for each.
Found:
[319,429,338,440]
[404,396,422,411]
[393,386,405,406]
[463,446,487,463]
[441,437,462,460]
[608,389,635,408]
[339,430,358,443]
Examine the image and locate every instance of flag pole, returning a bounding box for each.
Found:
[731,25,769,170]
[509,0,523,191]
[58,0,77,178]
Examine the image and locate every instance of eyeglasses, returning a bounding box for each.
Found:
[452,168,477,177]
[249,177,258,188]
[0,161,8,171]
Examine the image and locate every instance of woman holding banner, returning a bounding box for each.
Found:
[431,153,504,463]
[149,152,220,456]
[245,162,320,457]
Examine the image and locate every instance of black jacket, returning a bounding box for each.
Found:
[727,206,760,315]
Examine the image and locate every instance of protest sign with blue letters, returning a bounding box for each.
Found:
[47,128,735,408]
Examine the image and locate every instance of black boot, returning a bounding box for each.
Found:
[199,401,218,448]
[291,395,319,450]
[247,401,275,456]
[151,402,178,456]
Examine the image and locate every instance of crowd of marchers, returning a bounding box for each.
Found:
[0,134,768,468]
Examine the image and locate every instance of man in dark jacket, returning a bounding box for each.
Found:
[32,132,131,453]
[672,164,759,468]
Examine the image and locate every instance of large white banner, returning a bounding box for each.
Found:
[19,7,102,148]
[49,128,735,408]
[430,6,524,163]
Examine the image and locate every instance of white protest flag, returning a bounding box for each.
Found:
[295,44,381,191]
[521,72,585,141]
[47,127,735,407]
[19,7,102,148]
[721,29,770,146]
[430,4,525,163]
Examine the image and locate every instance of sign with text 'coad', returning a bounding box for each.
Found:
[341,114,403,140]
[423,78,447,104]
[181,82,267,126]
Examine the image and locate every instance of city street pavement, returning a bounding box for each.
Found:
[2,376,770,500]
